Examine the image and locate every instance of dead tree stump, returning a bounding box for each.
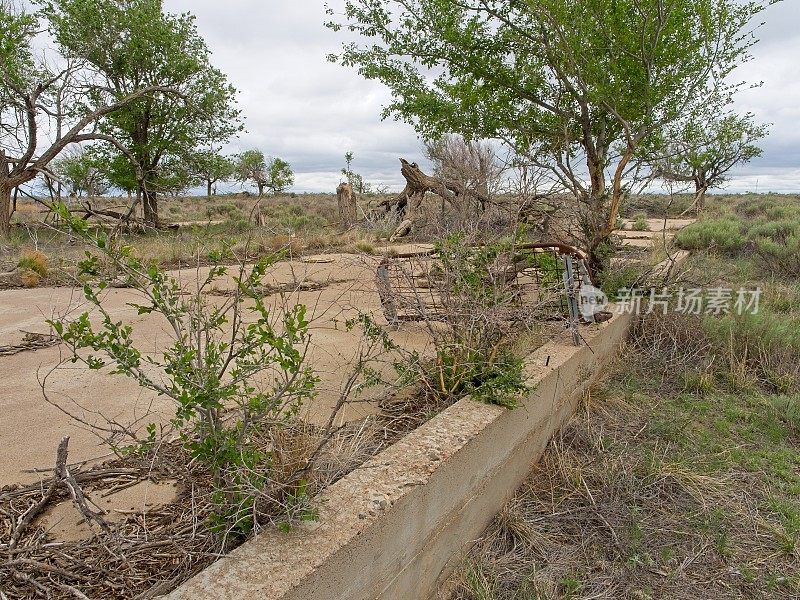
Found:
[336,182,358,227]
[375,158,492,241]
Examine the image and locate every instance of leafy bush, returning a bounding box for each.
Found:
[50,204,319,537]
[435,346,527,409]
[632,215,650,231]
[755,234,800,275]
[679,198,800,274]
[675,218,745,255]
[413,232,533,408]
[206,202,242,219]
[599,263,645,300]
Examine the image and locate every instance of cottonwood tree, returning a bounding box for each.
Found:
[0,3,171,235]
[265,157,294,195]
[43,0,242,227]
[236,150,268,196]
[189,149,234,198]
[236,150,294,197]
[51,147,109,198]
[90,150,138,198]
[651,113,768,214]
[156,155,193,198]
[327,0,775,273]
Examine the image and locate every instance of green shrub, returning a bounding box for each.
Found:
[411,232,532,408]
[755,235,800,275]
[734,196,774,218]
[434,346,527,409]
[599,264,645,300]
[51,203,319,537]
[749,219,800,242]
[632,215,650,231]
[675,218,745,255]
[206,202,241,219]
[355,240,375,254]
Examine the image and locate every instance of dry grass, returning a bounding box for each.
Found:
[1,193,403,286]
[16,251,48,278]
[443,313,800,599]
[0,395,431,599]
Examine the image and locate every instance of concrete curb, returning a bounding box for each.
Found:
[167,309,635,600]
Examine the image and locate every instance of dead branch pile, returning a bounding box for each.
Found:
[0,332,61,357]
[0,388,436,599]
[374,159,492,241]
[205,277,350,298]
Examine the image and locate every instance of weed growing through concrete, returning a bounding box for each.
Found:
[48,203,320,538]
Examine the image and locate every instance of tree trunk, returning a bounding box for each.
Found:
[257,182,265,197]
[697,187,707,212]
[680,181,709,217]
[0,151,11,236]
[695,180,708,213]
[336,182,358,226]
[207,180,213,198]
[142,186,159,227]
[376,158,494,241]
[0,183,10,236]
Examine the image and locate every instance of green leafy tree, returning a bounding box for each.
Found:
[0,2,171,235]
[43,0,242,226]
[52,148,109,197]
[266,156,294,195]
[189,149,235,198]
[235,149,267,196]
[327,0,774,273]
[156,155,193,197]
[90,150,139,197]
[651,113,769,213]
[236,150,294,196]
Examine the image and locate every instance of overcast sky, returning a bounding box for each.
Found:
[165,1,799,193]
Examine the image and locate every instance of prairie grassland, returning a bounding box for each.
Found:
[445,194,800,600]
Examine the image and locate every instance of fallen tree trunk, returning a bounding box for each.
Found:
[66,201,178,232]
[375,158,492,240]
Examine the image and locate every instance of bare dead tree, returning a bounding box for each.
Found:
[425,134,504,211]
[375,158,497,241]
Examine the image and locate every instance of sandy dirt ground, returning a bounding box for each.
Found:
[0,220,692,488]
[0,248,434,485]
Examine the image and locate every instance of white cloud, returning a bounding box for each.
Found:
[164,0,425,192]
[27,0,799,193]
